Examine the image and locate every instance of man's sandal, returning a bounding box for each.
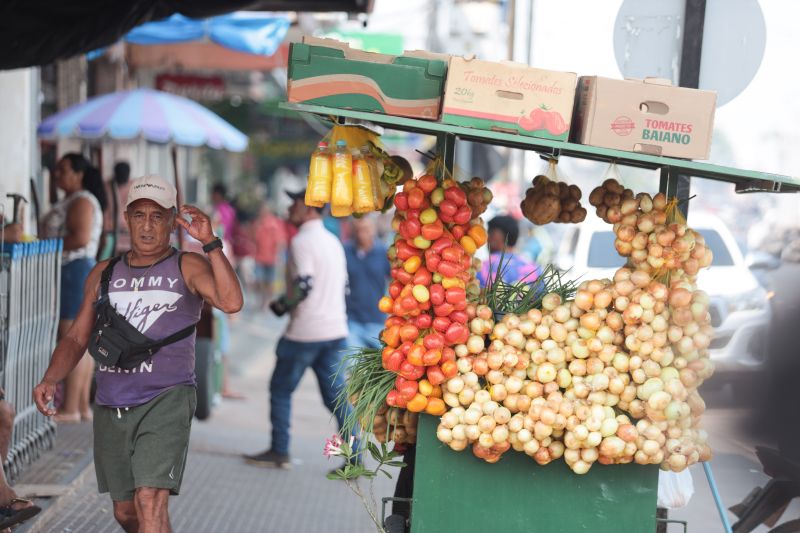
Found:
[0,498,41,529]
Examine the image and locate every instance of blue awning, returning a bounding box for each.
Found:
[94,12,290,58]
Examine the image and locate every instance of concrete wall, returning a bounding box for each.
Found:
[0,68,38,232]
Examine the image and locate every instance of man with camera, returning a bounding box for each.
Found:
[33,175,243,533]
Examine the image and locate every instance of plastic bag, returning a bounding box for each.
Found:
[657,469,695,509]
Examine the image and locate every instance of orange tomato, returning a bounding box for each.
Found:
[406,393,428,413]
[429,385,443,398]
[407,344,425,366]
[441,360,458,379]
[460,235,477,255]
[403,256,422,274]
[382,325,401,348]
[425,397,447,416]
[468,224,487,247]
[378,296,394,314]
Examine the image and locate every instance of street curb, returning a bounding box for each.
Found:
[17,455,95,533]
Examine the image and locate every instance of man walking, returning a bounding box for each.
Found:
[33,175,243,533]
[245,190,351,470]
[345,216,389,349]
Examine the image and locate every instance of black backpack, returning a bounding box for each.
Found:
[88,255,196,369]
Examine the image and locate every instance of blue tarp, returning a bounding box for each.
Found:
[94,12,290,58]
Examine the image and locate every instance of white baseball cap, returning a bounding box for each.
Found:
[126,175,177,209]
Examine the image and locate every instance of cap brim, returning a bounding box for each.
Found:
[126,197,176,209]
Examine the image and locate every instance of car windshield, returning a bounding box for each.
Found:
[588,231,625,268]
[697,229,734,266]
[587,228,735,268]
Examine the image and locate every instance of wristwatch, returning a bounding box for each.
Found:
[202,238,223,254]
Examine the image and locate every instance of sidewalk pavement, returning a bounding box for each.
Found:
[18,309,396,533]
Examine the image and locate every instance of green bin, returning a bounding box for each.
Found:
[410,414,659,533]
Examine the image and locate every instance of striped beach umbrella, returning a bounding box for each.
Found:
[37,88,248,152]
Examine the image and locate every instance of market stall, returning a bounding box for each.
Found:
[281,37,800,533]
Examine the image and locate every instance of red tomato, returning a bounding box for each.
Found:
[413,267,432,287]
[441,346,456,363]
[518,115,536,132]
[445,322,469,344]
[429,284,445,306]
[403,219,421,239]
[432,316,451,333]
[445,287,466,304]
[383,350,404,372]
[392,300,405,316]
[452,299,467,312]
[417,174,437,193]
[434,302,455,317]
[449,310,468,324]
[423,332,445,351]
[395,241,420,261]
[389,281,402,299]
[399,361,425,381]
[401,295,418,312]
[413,314,432,329]
[421,222,444,241]
[386,389,399,407]
[437,260,461,279]
[394,193,409,211]
[441,246,463,263]
[426,365,445,386]
[453,205,472,225]
[393,269,413,285]
[438,199,458,218]
[444,186,467,207]
[399,341,413,355]
[399,323,420,342]
[432,236,454,254]
[422,349,442,366]
[424,249,441,272]
[408,188,425,210]
[451,224,466,241]
[545,110,568,136]
[385,316,404,328]
[406,208,421,222]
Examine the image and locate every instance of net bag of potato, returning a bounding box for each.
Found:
[520,158,586,225]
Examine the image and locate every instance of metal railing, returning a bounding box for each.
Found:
[0,239,61,479]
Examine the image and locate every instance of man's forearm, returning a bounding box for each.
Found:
[206,248,243,312]
[43,336,88,383]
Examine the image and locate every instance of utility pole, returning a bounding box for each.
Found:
[673,0,707,218]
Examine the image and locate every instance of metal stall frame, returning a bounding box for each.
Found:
[281,101,798,533]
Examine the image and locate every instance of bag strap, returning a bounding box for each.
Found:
[139,322,197,355]
[99,255,124,300]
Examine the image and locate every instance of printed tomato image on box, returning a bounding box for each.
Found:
[441,57,577,140]
[571,76,717,160]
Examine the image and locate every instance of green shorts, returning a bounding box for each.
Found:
[93,385,196,501]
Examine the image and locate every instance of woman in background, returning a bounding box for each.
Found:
[41,153,106,423]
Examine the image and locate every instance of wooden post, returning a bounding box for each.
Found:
[171,145,184,249]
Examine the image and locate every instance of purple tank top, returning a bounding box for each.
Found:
[95,249,203,407]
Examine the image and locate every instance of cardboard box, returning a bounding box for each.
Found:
[288,37,448,120]
[441,56,577,140]
[571,76,717,159]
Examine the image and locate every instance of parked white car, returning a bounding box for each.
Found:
[554,213,770,385]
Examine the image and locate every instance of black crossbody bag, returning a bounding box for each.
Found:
[88,255,196,369]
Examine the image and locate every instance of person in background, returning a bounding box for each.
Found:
[345,216,390,350]
[253,203,285,310]
[244,189,353,471]
[521,223,554,267]
[477,215,540,287]
[0,390,40,531]
[40,153,106,423]
[103,161,132,255]
[211,184,237,255]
